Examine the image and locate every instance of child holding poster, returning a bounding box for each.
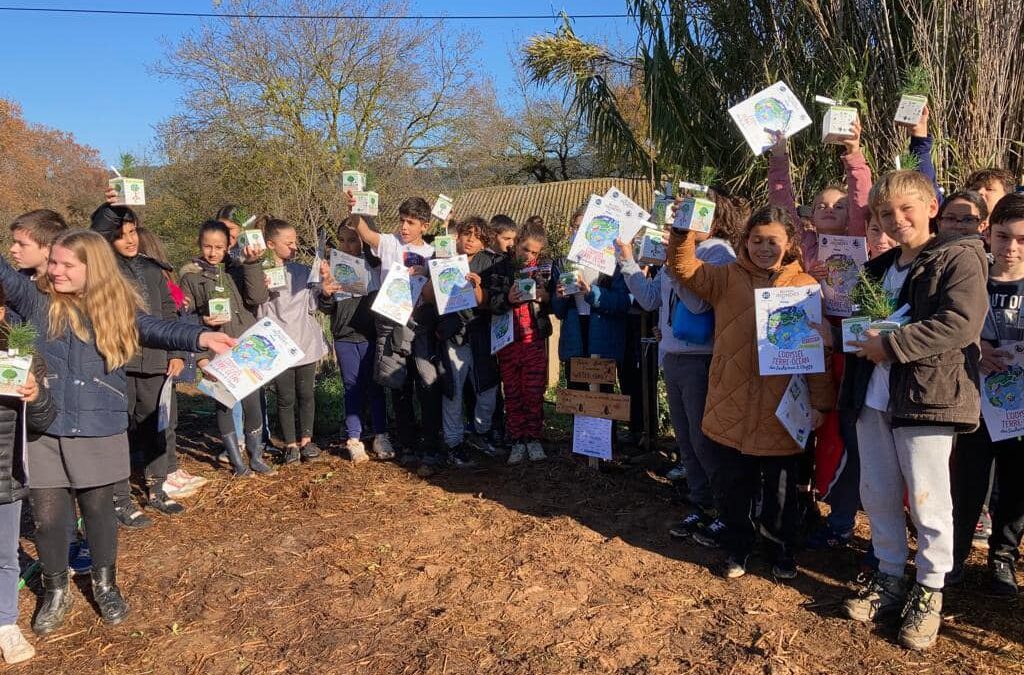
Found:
[840,171,987,651]
[256,219,329,464]
[948,193,1024,599]
[318,226,391,462]
[497,229,553,465]
[668,204,834,581]
[433,217,508,466]
[344,193,444,471]
[180,221,273,476]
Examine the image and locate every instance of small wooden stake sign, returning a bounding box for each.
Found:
[559,355,628,467]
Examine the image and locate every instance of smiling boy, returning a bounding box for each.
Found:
[841,170,988,650]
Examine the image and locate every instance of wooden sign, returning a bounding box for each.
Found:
[568,357,617,385]
[556,389,631,421]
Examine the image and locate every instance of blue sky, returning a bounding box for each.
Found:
[0,0,633,165]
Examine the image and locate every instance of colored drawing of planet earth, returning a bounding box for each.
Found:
[234,334,278,371]
[767,306,814,350]
[333,263,359,285]
[386,278,412,305]
[436,266,466,295]
[585,215,621,252]
[493,318,510,339]
[824,254,859,292]
[985,364,1024,410]
[754,97,792,132]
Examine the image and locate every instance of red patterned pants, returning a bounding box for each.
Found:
[499,339,548,442]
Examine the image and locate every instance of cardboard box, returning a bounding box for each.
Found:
[433,235,456,258]
[0,352,31,397]
[108,177,145,206]
[653,199,677,228]
[894,94,927,127]
[517,278,537,300]
[237,229,265,249]
[559,269,582,295]
[840,317,871,353]
[341,170,366,192]
[432,194,454,221]
[352,191,379,217]
[822,106,858,144]
[869,316,911,333]
[672,197,716,234]
[637,227,667,265]
[264,266,287,289]
[208,297,232,321]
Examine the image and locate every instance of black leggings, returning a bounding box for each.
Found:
[215,392,262,438]
[31,485,117,574]
[274,363,316,445]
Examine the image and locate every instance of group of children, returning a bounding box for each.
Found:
[0,111,1020,663]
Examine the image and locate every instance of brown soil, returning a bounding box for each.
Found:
[14,398,1023,674]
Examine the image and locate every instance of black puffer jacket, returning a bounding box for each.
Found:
[0,355,58,504]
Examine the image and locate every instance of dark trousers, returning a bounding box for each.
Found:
[952,427,1024,566]
[274,362,317,445]
[392,360,442,451]
[217,392,262,437]
[115,372,166,502]
[32,485,117,574]
[713,441,801,562]
[335,340,387,440]
[824,409,862,534]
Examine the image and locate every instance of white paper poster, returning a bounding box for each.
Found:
[308,229,328,285]
[818,235,867,317]
[603,186,651,223]
[572,414,613,460]
[490,312,514,354]
[156,376,174,431]
[429,255,477,316]
[329,248,372,297]
[567,194,645,276]
[980,341,1024,442]
[200,318,305,408]
[775,375,813,448]
[728,81,812,155]
[371,262,428,325]
[754,284,825,375]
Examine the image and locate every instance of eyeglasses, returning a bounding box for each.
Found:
[939,215,981,227]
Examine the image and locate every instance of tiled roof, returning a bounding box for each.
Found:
[451,177,657,227]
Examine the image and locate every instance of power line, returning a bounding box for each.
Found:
[0,5,635,21]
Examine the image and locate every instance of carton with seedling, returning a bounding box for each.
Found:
[431,194,454,222]
[894,67,930,127]
[843,271,910,352]
[352,191,379,217]
[108,166,145,207]
[0,323,37,397]
[342,170,366,193]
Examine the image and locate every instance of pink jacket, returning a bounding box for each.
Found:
[768,150,872,262]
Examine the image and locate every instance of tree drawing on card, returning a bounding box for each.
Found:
[728,81,812,154]
[755,285,825,375]
[818,235,867,317]
[981,341,1024,442]
[429,255,477,315]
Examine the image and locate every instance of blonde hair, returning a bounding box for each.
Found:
[41,230,143,371]
[869,170,937,214]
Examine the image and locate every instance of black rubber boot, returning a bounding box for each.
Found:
[221,433,251,477]
[91,565,129,625]
[32,570,73,635]
[246,430,276,475]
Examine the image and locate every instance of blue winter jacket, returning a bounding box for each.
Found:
[550,262,631,364]
[0,257,206,438]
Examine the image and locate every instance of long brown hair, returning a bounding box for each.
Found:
[742,205,803,267]
[40,230,143,371]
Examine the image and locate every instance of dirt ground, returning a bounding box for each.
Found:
[12,395,1024,675]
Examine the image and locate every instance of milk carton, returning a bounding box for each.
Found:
[237,228,266,249]
[559,263,582,295]
[208,297,232,322]
[432,194,454,221]
[637,227,667,265]
[672,197,716,234]
[840,317,871,353]
[341,170,366,192]
[264,265,287,289]
[0,351,31,397]
[432,235,456,258]
[822,106,858,144]
[517,278,537,300]
[352,191,379,217]
[894,94,928,127]
[108,177,146,206]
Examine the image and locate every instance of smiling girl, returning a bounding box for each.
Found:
[668,205,835,581]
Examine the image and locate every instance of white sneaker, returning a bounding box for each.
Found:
[0,624,35,664]
[176,469,209,490]
[507,443,527,465]
[372,434,395,460]
[347,438,370,463]
[526,441,547,462]
[164,469,208,498]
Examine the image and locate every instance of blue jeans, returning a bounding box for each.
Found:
[0,501,22,625]
[335,340,386,440]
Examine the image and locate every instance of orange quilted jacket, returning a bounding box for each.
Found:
[668,232,834,456]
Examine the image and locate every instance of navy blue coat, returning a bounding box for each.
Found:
[0,257,206,437]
